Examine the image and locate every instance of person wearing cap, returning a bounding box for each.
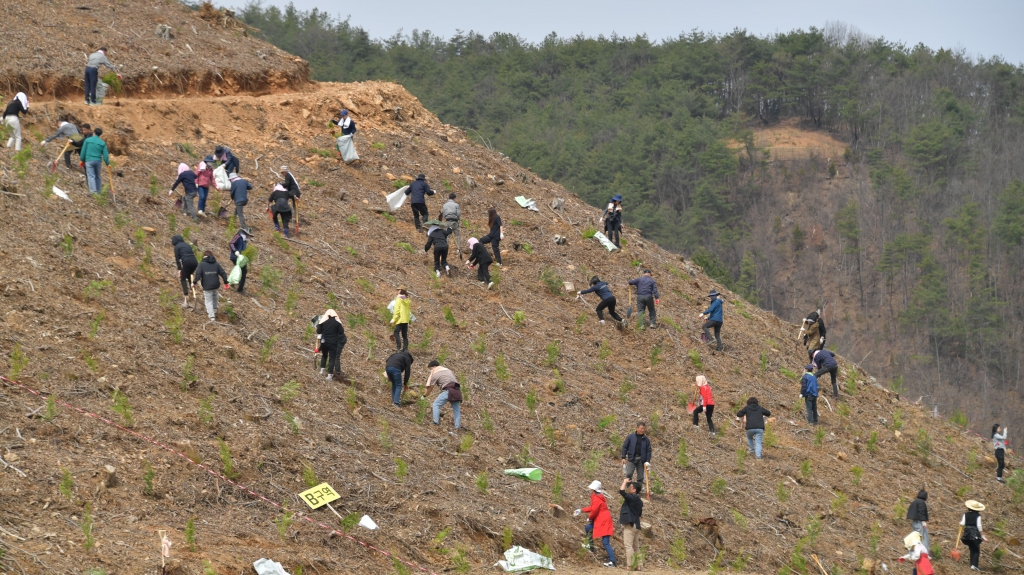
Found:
[812,348,840,399]
[195,155,214,216]
[384,350,414,406]
[268,183,293,236]
[424,360,462,429]
[228,172,252,230]
[693,375,716,434]
[214,145,239,175]
[192,250,229,321]
[628,269,659,328]
[579,276,625,327]
[170,163,199,221]
[799,365,819,424]
[600,195,623,248]
[405,174,435,230]
[466,238,494,289]
[959,500,987,570]
[316,309,347,381]
[440,193,462,251]
[898,530,934,575]
[84,48,120,106]
[699,289,724,351]
[228,227,252,293]
[618,477,644,571]
[390,287,412,351]
[578,480,615,567]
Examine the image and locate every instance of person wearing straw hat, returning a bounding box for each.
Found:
[578,480,615,567]
[389,287,412,351]
[693,375,716,435]
[959,500,987,571]
[898,530,934,575]
[699,289,724,351]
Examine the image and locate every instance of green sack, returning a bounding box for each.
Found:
[504,468,543,481]
[227,254,249,286]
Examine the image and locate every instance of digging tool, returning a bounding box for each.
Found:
[811,555,829,575]
[644,462,651,501]
[49,141,72,173]
[626,285,633,319]
[106,164,116,206]
[686,389,699,414]
[951,525,963,561]
[293,198,300,235]
[190,273,198,312]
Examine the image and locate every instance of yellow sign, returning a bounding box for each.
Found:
[299,483,340,510]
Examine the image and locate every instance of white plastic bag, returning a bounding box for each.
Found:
[358,515,378,530]
[387,298,417,323]
[495,546,555,572]
[213,164,231,191]
[386,186,409,211]
[593,231,619,252]
[253,558,291,575]
[336,134,359,163]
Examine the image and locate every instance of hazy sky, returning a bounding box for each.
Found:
[252,0,1024,65]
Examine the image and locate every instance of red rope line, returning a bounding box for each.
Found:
[1,375,439,575]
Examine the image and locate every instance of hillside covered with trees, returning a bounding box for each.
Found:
[238,1,1024,443]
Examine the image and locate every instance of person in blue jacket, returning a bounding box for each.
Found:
[405,174,434,230]
[228,172,252,230]
[799,365,819,424]
[699,289,724,351]
[628,269,659,328]
[579,276,624,327]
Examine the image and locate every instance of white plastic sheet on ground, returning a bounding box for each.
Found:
[494,546,555,572]
[336,134,359,163]
[592,231,620,252]
[358,514,378,530]
[514,195,539,212]
[386,186,409,211]
[253,558,291,575]
[51,185,71,201]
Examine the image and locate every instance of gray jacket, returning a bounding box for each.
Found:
[43,123,79,144]
[86,51,117,71]
[442,199,461,221]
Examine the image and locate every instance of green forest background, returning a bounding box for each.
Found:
[235,1,1024,440]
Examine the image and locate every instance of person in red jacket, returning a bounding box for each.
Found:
[693,375,716,435]
[579,480,616,567]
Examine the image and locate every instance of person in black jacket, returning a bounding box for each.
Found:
[466,237,494,289]
[479,207,504,265]
[960,500,987,570]
[3,93,29,151]
[384,350,414,407]
[228,227,252,293]
[268,184,293,236]
[618,477,644,570]
[316,309,347,381]
[620,423,652,489]
[171,235,198,308]
[170,163,199,221]
[405,174,434,230]
[424,225,453,277]
[192,251,228,321]
[906,489,930,551]
[812,349,840,399]
[578,276,624,326]
[736,397,772,459]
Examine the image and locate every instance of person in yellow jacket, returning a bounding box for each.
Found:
[390,287,412,351]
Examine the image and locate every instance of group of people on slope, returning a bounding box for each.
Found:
[902,487,1002,573]
[171,227,253,320]
[574,477,645,570]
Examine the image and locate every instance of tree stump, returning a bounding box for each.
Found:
[101,465,118,488]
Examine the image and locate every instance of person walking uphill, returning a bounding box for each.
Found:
[193,251,228,321]
[898,531,934,575]
[579,480,616,567]
[993,424,1008,483]
[800,365,819,425]
[330,110,358,164]
[905,489,930,551]
[41,121,87,170]
[316,309,347,381]
[798,309,827,361]
[620,423,652,489]
[699,289,724,351]
[84,48,120,106]
[736,397,771,459]
[466,238,493,289]
[214,146,239,176]
[228,227,252,293]
[79,127,110,194]
[440,193,462,251]
[228,172,251,230]
[628,269,659,328]
[170,163,199,221]
[171,235,198,308]
[195,156,214,216]
[960,500,987,571]
[424,360,463,430]
[390,288,412,351]
[405,174,434,230]
[812,348,840,399]
[480,207,505,266]
[693,375,716,434]
[280,165,301,233]
[384,350,414,406]
[618,477,644,571]
[580,277,624,327]
[3,93,29,151]
[268,184,293,236]
[424,224,453,277]
[600,195,623,248]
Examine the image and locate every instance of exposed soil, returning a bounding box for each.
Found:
[0,21,1021,575]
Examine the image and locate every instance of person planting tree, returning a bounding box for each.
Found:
[84,48,120,106]
[579,276,625,327]
[171,235,198,308]
[384,350,414,407]
[268,183,293,236]
[812,348,840,399]
[466,238,493,289]
[423,360,462,430]
[628,269,659,328]
[620,423,652,490]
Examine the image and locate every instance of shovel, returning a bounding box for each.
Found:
[190,273,199,312]
[951,525,963,561]
[106,164,116,206]
[293,198,300,236]
[49,141,72,173]
[626,286,633,318]
[686,390,699,414]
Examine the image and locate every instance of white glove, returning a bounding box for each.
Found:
[234,251,240,257]
[819,337,825,344]
[573,509,582,517]
[500,233,505,240]
[39,140,46,146]
[168,190,175,195]
[698,312,704,318]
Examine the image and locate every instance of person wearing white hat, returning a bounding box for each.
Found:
[959,500,987,570]
[578,480,615,567]
[3,93,29,151]
[898,530,934,575]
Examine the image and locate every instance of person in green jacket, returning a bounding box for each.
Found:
[79,127,110,194]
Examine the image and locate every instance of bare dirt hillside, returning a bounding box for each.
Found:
[0,22,1022,575]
